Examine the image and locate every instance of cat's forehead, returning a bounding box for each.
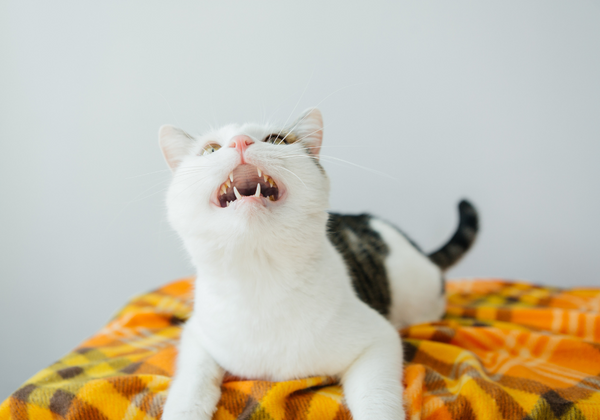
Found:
[202,123,280,144]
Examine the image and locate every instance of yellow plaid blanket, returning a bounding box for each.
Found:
[2,278,600,420]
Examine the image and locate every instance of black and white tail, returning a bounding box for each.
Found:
[429,200,479,270]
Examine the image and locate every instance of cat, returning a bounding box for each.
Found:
[159,108,478,420]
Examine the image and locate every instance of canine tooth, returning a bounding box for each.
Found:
[229,172,234,182]
[255,183,261,197]
[225,179,231,188]
[233,187,242,200]
[257,168,262,177]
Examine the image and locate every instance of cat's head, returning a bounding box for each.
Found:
[160,108,329,251]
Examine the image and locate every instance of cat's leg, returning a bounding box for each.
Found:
[162,324,224,420]
[341,330,405,420]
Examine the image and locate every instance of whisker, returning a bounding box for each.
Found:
[318,155,401,182]
[278,68,316,139]
[294,126,324,143]
[265,86,307,124]
[109,178,172,226]
[126,185,172,204]
[311,81,367,110]
[282,81,367,142]
[272,151,400,183]
[302,145,365,149]
[172,175,212,200]
[126,168,173,179]
[275,166,308,189]
[127,179,172,202]
[183,175,214,209]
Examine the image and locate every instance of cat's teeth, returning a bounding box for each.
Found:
[220,185,227,195]
[255,183,261,197]
[225,179,231,188]
[257,168,262,177]
[229,172,234,182]
[226,201,231,207]
[233,187,242,200]
[263,175,268,182]
[268,195,275,201]
[268,178,274,188]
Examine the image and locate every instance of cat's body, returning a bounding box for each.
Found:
[159,109,478,420]
[328,202,477,329]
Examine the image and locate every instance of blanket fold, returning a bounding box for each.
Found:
[2,278,599,420]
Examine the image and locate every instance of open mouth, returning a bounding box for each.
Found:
[217,164,280,208]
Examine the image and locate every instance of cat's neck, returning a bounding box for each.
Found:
[186,216,334,295]
[191,235,325,276]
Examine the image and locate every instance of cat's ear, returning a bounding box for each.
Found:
[159,125,195,171]
[291,108,323,158]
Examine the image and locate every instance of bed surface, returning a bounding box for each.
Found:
[2,277,599,420]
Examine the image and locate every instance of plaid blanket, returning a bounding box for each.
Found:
[2,278,600,420]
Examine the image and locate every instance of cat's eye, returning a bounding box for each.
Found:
[201,143,221,156]
[263,133,295,145]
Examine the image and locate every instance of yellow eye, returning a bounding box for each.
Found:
[201,143,221,156]
[263,132,297,145]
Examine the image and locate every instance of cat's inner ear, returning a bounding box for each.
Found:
[290,108,323,158]
[159,125,195,171]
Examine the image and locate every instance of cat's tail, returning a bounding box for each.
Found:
[428,200,479,270]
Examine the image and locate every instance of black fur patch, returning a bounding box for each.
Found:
[301,144,326,174]
[440,274,446,295]
[327,213,391,316]
[429,200,479,270]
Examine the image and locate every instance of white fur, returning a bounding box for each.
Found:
[159,109,439,420]
[369,218,446,329]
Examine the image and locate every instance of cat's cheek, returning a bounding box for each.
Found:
[271,183,287,204]
[209,195,223,209]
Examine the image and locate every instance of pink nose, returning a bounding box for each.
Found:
[229,135,254,153]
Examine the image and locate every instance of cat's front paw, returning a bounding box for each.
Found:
[161,403,216,420]
[161,392,219,420]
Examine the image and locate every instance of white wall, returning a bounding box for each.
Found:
[1,1,599,398]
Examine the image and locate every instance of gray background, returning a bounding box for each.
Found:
[1,1,599,399]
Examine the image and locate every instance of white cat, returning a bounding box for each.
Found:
[159,108,478,420]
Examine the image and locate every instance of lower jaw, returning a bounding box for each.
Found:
[214,188,286,209]
[231,196,266,206]
[213,195,281,209]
